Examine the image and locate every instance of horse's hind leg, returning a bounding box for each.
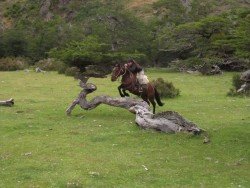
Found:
[149,98,156,114]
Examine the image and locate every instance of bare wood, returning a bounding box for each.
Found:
[66,83,149,115]
[0,98,14,107]
[66,81,202,134]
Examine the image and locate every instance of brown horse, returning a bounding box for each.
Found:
[111,64,164,114]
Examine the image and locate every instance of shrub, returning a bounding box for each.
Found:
[169,58,202,72]
[152,78,180,98]
[35,58,66,71]
[227,73,250,97]
[0,57,28,71]
[232,74,244,90]
[57,65,68,74]
[65,66,80,77]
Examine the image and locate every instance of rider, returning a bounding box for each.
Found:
[124,59,149,92]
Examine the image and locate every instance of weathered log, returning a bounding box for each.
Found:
[0,98,14,107]
[66,81,202,134]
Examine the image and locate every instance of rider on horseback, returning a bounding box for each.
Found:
[124,59,149,92]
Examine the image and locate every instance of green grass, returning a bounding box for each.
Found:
[0,70,249,187]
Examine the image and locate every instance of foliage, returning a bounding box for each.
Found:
[57,64,68,74]
[4,2,23,18]
[49,35,146,69]
[152,0,188,25]
[0,57,28,71]
[35,58,66,71]
[212,9,250,59]
[149,8,250,67]
[232,74,244,90]
[0,0,249,69]
[227,73,250,96]
[169,57,224,72]
[64,66,80,77]
[1,28,28,57]
[152,77,180,98]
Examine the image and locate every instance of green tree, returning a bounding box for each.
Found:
[212,9,250,59]
[1,29,28,57]
[49,35,145,69]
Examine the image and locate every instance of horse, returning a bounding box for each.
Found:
[111,64,164,114]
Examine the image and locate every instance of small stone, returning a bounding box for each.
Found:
[205,157,212,161]
[203,136,210,144]
[23,152,32,156]
[89,171,99,176]
[142,165,148,171]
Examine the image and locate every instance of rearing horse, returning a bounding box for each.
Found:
[111,64,164,114]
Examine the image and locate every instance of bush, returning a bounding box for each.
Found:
[170,57,224,72]
[57,65,68,74]
[232,74,244,90]
[227,74,250,96]
[65,66,80,77]
[0,57,28,71]
[152,78,180,98]
[35,58,66,71]
[169,58,202,72]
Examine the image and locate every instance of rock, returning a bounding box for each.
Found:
[35,67,46,73]
[237,70,250,93]
[40,0,54,21]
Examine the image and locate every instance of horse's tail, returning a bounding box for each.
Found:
[154,87,164,106]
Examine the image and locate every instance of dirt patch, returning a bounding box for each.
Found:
[126,0,158,9]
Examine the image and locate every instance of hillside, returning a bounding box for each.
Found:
[1,0,249,27]
[0,0,249,70]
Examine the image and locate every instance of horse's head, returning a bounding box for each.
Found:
[111,64,125,82]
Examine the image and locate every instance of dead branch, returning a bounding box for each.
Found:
[0,98,14,107]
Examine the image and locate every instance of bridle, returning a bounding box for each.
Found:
[113,66,127,80]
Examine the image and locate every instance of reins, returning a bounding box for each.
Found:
[114,66,128,82]
[114,67,123,79]
[113,66,137,91]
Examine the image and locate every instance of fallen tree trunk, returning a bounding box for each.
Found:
[0,98,14,107]
[66,81,203,134]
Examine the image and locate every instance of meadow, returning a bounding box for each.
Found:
[0,70,249,187]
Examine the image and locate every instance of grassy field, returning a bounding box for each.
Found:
[0,70,249,187]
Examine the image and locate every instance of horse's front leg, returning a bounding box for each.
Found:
[122,89,130,97]
[118,85,125,97]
